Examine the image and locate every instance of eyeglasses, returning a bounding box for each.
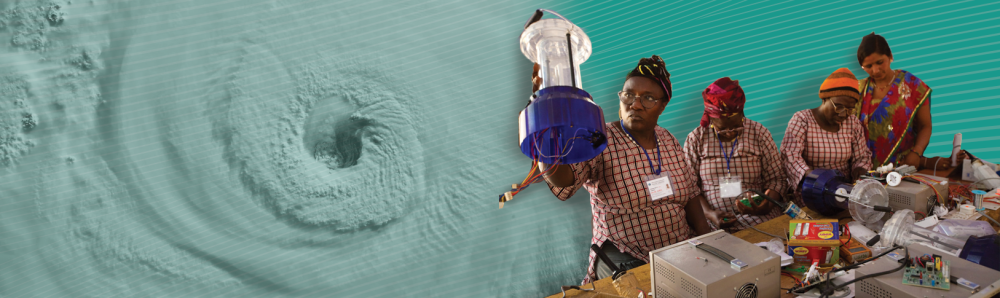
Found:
[831,102,856,114]
[618,91,663,109]
[712,125,744,135]
[710,115,744,135]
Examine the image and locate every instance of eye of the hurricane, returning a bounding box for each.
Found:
[312,117,370,169]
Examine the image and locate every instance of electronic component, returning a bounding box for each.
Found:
[886,174,948,216]
[855,243,1000,298]
[902,255,949,290]
[738,194,765,208]
[952,276,982,293]
[650,230,780,298]
[840,237,873,264]
[518,9,605,165]
[503,9,605,209]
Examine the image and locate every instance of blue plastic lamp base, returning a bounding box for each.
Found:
[518,86,606,164]
[800,169,852,216]
[960,234,1000,271]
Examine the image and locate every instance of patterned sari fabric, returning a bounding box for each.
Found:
[855,70,932,167]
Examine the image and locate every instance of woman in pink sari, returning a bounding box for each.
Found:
[855,33,963,171]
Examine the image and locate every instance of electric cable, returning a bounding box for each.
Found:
[817,246,910,298]
[907,175,946,205]
[745,188,787,210]
[736,216,787,241]
[730,189,788,240]
[978,210,1000,232]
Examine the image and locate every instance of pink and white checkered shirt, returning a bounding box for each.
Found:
[780,109,872,204]
[547,121,699,284]
[683,118,787,233]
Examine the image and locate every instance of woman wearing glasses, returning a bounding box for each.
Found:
[682,78,787,233]
[535,55,711,284]
[855,33,964,171]
[780,68,872,203]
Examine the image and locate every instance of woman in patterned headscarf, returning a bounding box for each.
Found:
[683,77,787,233]
[855,32,965,171]
[780,68,873,204]
[534,55,712,284]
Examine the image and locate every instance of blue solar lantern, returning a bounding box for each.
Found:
[518,9,607,165]
[801,169,854,216]
[800,169,894,221]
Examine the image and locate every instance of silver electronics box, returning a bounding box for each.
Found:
[856,243,1000,298]
[649,230,780,298]
[886,174,949,215]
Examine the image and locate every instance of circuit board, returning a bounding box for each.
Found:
[902,258,950,290]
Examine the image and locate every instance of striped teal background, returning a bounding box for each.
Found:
[492,0,1000,296]
[562,0,1000,159]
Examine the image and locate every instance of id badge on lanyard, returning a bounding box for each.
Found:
[620,121,673,202]
[719,175,742,198]
[645,171,675,201]
[717,134,742,198]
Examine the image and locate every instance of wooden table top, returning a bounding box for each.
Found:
[546,172,1000,298]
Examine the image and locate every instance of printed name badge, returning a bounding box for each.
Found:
[644,171,675,201]
[719,175,743,198]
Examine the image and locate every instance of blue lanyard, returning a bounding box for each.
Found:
[716,132,738,176]
[620,121,661,176]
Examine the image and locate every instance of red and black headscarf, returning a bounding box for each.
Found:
[700,77,746,127]
[626,55,673,104]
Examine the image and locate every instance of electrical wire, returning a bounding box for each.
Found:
[907,175,946,205]
[729,190,788,240]
[978,210,1000,232]
[818,246,909,298]
[502,128,593,207]
[744,188,787,210]
[839,222,852,246]
[782,272,802,287]
[736,216,787,241]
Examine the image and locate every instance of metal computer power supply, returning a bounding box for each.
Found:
[886,174,949,215]
[855,243,1000,298]
[649,230,781,298]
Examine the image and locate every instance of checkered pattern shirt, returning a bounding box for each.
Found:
[780,109,872,204]
[683,118,787,233]
[547,122,699,284]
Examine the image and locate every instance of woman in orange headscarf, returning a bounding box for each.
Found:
[780,68,872,203]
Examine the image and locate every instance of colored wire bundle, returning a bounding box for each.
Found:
[906,175,946,205]
[500,128,589,208]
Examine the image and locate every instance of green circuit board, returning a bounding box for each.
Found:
[902,259,950,290]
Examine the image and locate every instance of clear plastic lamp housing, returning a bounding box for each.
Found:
[517,14,605,165]
[520,18,591,89]
[848,179,889,226]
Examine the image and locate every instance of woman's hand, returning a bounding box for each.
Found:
[704,208,737,229]
[736,193,775,216]
[851,167,869,182]
[902,151,922,168]
[951,150,969,166]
